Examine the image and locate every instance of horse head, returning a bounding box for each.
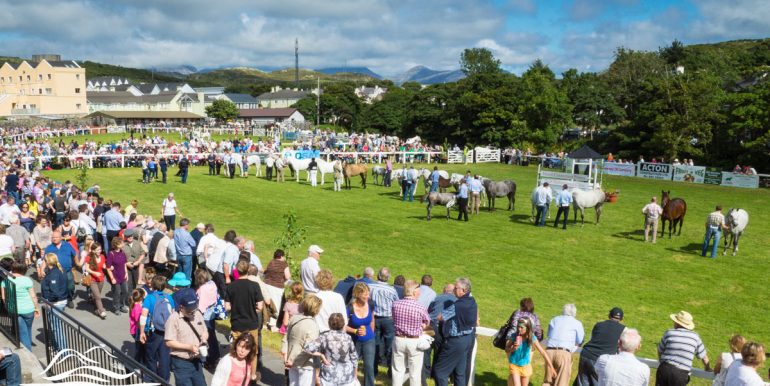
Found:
[661,190,671,206]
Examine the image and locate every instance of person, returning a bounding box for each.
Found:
[642,197,663,243]
[265,155,274,181]
[333,161,344,191]
[573,307,626,386]
[506,297,543,342]
[507,317,557,386]
[129,289,146,363]
[221,232,241,285]
[417,274,436,309]
[345,283,376,386]
[314,269,348,332]
[211,333,258,386]
[4,170,19,203]
[225,150,236,179]
[456,180,469,222]
[264,249,291,329]
[723,341,765,386]
[702,205,727,258]
[281,282,304,334]
[275,156,285,182]
[391,280,430,386]
[657,310,710,386]
[165,287,208,386]
[300,245,323,294]
[5,216,29,264]
[194,269,221,370]
[543,304,585,386]
[426,283,455,380]
[174,218,196,280]
[159,156,168,184]
[140,275,175,382]
[123,228,146,290]
[433,278,477,386]
[103,202,123,251]
[162,193,181,231]
[553,184,572,230]
[429,167,440,193]
[305,313,359,386]
[207,153,216,176]
[535,182,552,227]
[0,350,22,386]
[43,231,77,308]
[595,328,649,386]
[0,226,13,261]
[384,158,393,187]
[281,295,322,386]
[178,155,190,184]
[32,216,52,268]
[469,175,483,215]
[369,267,398,373]
[83,242,108,318]
[106,237,129,315]
[224,260,264,383]
[403,165,416,202]
[308,158,318,187]
[712,335,746,386]
[198,224,226,297]
[5,261,39,351]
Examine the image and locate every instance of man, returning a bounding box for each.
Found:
[103,202,123,251]
[429,167,440,193]
[122,228,146,290]
[52,189,68,228]
[642,197,663,243]
[140,276,175,381]
[225,260,264,381]
[173,218,196,280]
[243,240,262,273]
[417,274,436,309]
[0,197,20,226]
[554,184,573,230]
[222,233,243,285]
[161,193,181,231]
[543,304,585,386]
[391,280,430,386]
[433,278,477,386]
[207,152,216,175]
[165,288,208,386]
[198,224,227,297]
[595,328,649,386]
[573,307,626,386]
[178,155,190,184]
[0,350,22,386]
[369,267,399,372]
[456,180,469,222]
[701,205,726,258]
[300,244,323,294]
[274,156,285,182]
[265,155,274,180]
[469,175,483,215]
[159,156,168,184]
[425,283,456,386]
[44,231,77,308]
[403,165,415,202]
[141,156,150,184]
[656,311,710,386]
[308,157,318,187]
[535,182,553,227]
[4,169,19,203]
[384,157,393,187]
[6,216,29,263]
[225,150,236,179]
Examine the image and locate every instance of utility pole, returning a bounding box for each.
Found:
[316,76,320,127]
[295,38,299,87]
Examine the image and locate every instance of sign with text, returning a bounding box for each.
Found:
[282,149,320,160]
[602,162,636,177]
[637,163,673,180]
[704,167,722,185]
[672,165,706,183]
[720,172,759,189]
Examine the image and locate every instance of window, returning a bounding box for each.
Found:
[39,89,42,95]
[19,89,24,95]
[38,74,42,81]
[0,77,3,83]
[26,75,30,81]
[18,76,22,82]
[76,74,80,80]
[76,103,82,110]
[47,74,51,80]
[45,88,52,95]
[75,88,80,94]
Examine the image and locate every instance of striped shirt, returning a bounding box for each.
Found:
[368,281,399,318]
[658,328,707,371]
[706,211,725,227]
[392,298,429,337]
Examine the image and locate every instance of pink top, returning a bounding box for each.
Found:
[129,302,143,336]
[197,280,218,313]
[227,357,249,386]
[283,301,300,323]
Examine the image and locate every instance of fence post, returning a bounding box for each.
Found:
[121,155,125,168]
[89,156,93,169]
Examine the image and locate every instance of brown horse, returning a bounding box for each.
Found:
[343,162,367,189]
[660,190,687,238]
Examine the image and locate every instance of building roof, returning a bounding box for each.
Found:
[257,89,309,100]
[85,111,205,119]
[196,87,226,95]
[225,93,259,104]
[238,108,300,118]
[567,145,603,159]
[87,91,179,104]
[47,60,81,68]
[136,84,159,94]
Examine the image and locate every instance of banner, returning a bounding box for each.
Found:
[602,162,636,177]
[672,165,706,183]
[704,167,722,185]
[282,149,320,160]
[637,162,673,180]
[720,172,759,188]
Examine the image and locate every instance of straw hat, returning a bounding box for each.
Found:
[670,310,695,330]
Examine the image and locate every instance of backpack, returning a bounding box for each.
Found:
[150,293,172,332]
[76,225,88,242]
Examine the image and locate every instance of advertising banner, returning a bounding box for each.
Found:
[282,149,320,160]
[704,167,722,185]
[672,165,706,183]
[637,163,673,180]
[602,162,636,177]
[720,172,759,189]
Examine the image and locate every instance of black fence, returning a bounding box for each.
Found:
[0,267,20,348]
[40,299,171,385]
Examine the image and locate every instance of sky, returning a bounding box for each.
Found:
[1,0,769,77]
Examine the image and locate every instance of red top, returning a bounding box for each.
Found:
[85,253,107,282]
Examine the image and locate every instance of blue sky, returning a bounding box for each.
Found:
[0,0,768,77]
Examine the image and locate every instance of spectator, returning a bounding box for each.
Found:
[282,295,322,386]
[161,193,180,231]
[43,231,77,308]
[300,245,323,294]
[304,313,359,386]
[656,311,711,386]
[263,249,290,329]
[543,304,585,386]
[426,283,456,385]
[83,242,108,319]
[314,269,347,333]
[211,333,258,386]
[417,274,436,309]
[345,283,376,386]
[507,297,543,341]
[0,350,22,386]
[224,260,264,383]
[506,317,557,386]
[595,328,649,386]
[712,334,746,386]
[194,268,221,370]
[433,278,478,386]
[391,279,430,386]
[165,288,208,386]
[173,218,196,280]
[5,261,39,351]
[574,307,626,386]
[140,275,175,382]
[369,267,399,372]
[723,342,765,386]
[106,237,129,315]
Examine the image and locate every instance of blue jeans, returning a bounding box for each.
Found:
[355,339,376,386]
[55,212,66,229]
[535,205,547,226]
[403,182,414,201]
[375,317,394,367]
[180,169,188,183]
[50,304,68,352]
[171,356,206,386]
[65,270,75,301]
[146,331,171,381]
[17,312,34,351]
[0,353,21,386]
[177,255,192,281]
[204,320,221,367]
[434,334,473,386]
[702,226,721,257]
[430,182,439,193]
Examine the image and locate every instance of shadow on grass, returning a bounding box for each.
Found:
[665,243,704,254]
[508,213,534,223]
[475,371,505,385]
[612,229,645,240]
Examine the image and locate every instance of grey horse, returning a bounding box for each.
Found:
[481,178,516,211]
[421,192,457,220]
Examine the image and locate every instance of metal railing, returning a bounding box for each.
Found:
[0,267,20,348]
[40,299,171,385]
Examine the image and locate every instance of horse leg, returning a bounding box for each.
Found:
[595,205,603,225]
[427,202,432,221]
[723,233,731,256]
[733,232,741,256]
[678,216,684,236]
[362,175,367,189]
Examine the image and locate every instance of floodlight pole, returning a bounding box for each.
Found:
[316,76,320,128]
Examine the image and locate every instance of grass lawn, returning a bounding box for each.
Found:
[45,162,770,385]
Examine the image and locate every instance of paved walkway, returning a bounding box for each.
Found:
[27,278,286,385]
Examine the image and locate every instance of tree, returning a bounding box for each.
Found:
[205,99,239,121]
[518,62,573,149]
[362,87,412,134]
[460,48,502,76]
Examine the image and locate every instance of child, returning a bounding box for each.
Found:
[506,318,556,386]
[280,282,304,334]
[211,333,257,386]
[129,289,146,363]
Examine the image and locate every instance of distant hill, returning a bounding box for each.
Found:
[148,65,198,78]
[316,67,382,79]
[394,65,465,85]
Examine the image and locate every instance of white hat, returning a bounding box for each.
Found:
[308,245,324,254]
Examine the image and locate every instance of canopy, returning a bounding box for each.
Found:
[567,144,602,159]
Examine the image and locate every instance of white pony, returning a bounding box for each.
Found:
[317,159,339,185]
[287,158,311,182]
[247,155,262,177]
[723,208,749,256]
[572,188,606,225]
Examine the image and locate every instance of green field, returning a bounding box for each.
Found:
[44,163,769,385]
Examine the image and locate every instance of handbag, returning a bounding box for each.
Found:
[81,273,92,287]
[492,311,516,350]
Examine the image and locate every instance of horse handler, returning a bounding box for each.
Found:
[641,197,663,243]
[701,205,726,258]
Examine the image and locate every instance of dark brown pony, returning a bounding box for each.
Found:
[660,190,687,238]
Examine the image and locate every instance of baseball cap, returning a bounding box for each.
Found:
[609,307,624,320]
[308,245,324,254]
[123,228,135,237]
[172,287,198,310]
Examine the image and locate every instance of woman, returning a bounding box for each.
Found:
[4,261,39,351]
[281,282,304,334]
[124,199,138,222]
[304,313,358,386]
[83,242,108,319]
[263,249,290,329]
[195,268,221,369]
[507,297,543,341]
[106,237,129,315]
[345,283,375,386]
[57,215,76,241]
[505,318,556,386]
[40,253,69,351]
[282,295,322,386]
[19,202,35,232]
[314,270,347,333]
[211,332,257,386]
[713,335,746,386]
[32,216,52,262]
[724,341,765,386]
[161,193,180,231]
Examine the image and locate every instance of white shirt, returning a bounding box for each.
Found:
[314,290,348,333]
[535,186,553,206]
[249,251,262,272]
[200,234,227,273]
[162,198,177,217]
[300,257,321,293]
[596,352,650,386]
[642,203,663,220]
[0,234,14,255]
[0,204,20,225]
[724,361,765,386]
